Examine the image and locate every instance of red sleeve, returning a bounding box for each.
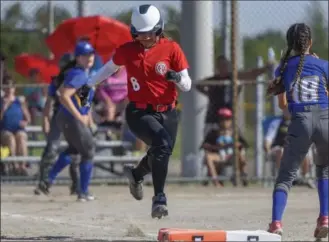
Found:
[171,42,189,72]
[112,44,127,66]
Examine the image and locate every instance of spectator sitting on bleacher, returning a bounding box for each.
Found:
[201,107,249,187]
[0,76,31,176]
[94,67,128,124]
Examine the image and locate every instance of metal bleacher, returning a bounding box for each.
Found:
[1,125,142,181]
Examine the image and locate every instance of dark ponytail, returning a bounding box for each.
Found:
[275,47,292,85]
[286,23,311,89]
[290,24,311,100]
[296,52,306,100]
[56,59,77,85]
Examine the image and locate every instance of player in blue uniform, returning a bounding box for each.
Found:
[34,59,79,196]
[266,23,328,239]
[38,41,96,202]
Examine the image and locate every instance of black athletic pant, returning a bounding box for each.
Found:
[125,102,179,196]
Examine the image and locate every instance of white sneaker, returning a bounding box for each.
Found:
[77,193,95,202]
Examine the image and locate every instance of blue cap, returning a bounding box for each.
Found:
[74,41,95,56]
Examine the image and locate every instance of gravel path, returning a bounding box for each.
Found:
[1,185,321,241]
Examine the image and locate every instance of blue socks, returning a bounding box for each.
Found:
[317,179,329,217]
[272,189,288,221]
[48,152,71,183]
[79,161,93,194]
[271,179,328,222]
[48,154,93,195]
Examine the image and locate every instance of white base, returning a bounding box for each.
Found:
[226,230,281,241]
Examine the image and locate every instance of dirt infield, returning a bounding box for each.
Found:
[1,185,321,241]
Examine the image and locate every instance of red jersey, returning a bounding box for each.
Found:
[112,38,189,105]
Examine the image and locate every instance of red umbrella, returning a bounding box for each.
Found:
[45,15,132,63]
[45,18,78,62]
[15,54,59,83]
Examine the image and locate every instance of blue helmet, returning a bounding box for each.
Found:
[74,41,95,57]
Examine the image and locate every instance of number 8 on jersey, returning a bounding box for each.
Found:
[130,77,140,91]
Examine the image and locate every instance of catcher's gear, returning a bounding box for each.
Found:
[267,77,285,96]
[165,70,181,83]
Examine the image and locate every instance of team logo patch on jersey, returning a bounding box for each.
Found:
[155,62,167,76]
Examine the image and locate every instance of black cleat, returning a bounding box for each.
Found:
[123,165,143,200]
[70,183,79,195]
[37,181,51,195]
[151,193,168,219]
[34,187,41,195]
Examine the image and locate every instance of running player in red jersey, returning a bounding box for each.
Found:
[88,4,191,219]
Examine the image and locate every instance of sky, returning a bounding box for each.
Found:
[1,0,328,37]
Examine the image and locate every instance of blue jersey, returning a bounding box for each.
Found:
[48,81,57,97]
[59,67,95,117]
[275,55,328,112]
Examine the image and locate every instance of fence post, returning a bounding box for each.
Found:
[47,0,54,59]
[268,47,281,116]
[47,0,54,35]
[230,0,241,185]
[221,1,230,59]
[180,1,214,177]
[255,56,265,180]
[77,0,86,17]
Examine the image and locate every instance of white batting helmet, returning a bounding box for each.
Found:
[130,4,164,38]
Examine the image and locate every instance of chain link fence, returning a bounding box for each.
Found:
[1,0,327,185]
[236,1,327,183]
